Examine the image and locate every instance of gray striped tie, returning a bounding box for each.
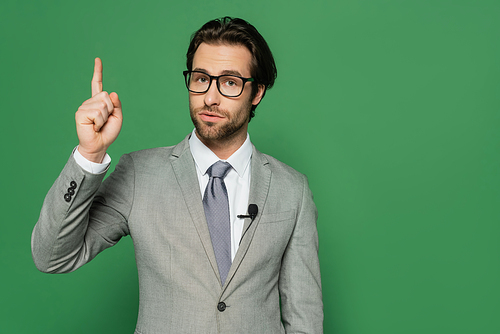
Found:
[203,161,232,285]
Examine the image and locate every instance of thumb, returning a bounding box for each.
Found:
[109,92,122,110]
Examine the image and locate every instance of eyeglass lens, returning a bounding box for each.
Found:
[188,72,244,97]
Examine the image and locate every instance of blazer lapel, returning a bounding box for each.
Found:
[223,146,271,290]
[170,135,221,282]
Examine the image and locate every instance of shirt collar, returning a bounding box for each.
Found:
[189,129,252,178]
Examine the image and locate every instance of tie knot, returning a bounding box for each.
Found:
[207,161,232,179]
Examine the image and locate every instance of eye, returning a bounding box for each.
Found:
[221,76,240,87]
[191,72,209,84]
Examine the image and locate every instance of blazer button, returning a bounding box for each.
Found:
[67,188,75,196]
[69,181,77,189]
[64,193,71,202]
[217,302,226,312]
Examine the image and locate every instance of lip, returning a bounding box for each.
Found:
[199,111,225,122]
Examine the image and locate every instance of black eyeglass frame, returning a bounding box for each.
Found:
[183,70,255,98]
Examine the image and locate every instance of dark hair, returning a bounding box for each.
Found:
[186,17,277,119]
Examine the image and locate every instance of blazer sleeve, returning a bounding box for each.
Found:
[279,174,323,333]
[31,153,134,273]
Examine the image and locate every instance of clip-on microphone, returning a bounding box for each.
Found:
[237,204,258,221]
[238,204,258,245]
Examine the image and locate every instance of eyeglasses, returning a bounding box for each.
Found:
[183,70,254,97]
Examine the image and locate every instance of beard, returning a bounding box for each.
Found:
[189,99,252,141]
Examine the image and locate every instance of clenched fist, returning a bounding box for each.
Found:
[75,58,123,163]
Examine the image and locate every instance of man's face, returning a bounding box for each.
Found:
[189,43,264,143]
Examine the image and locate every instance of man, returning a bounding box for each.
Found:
[32,17,322,333]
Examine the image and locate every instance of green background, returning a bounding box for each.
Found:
[2,0,499,333]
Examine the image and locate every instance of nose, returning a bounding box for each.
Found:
[204,78,221,107]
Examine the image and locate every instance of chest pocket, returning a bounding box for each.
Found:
[250,209,298,262]
[258,209,296,224]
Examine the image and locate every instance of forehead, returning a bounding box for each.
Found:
[192,43,252,76]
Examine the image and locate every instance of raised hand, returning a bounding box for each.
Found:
[75,58,123,163]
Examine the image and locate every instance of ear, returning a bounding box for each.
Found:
[251,84,266,106]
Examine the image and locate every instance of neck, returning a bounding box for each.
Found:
[195,130,247,160]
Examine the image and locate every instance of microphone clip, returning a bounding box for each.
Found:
[237,213,257,220]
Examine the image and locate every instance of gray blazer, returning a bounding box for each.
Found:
[32,135,323,334]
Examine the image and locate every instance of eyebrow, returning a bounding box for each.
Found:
[193,68,243,77]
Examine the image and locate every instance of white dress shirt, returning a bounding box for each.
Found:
[73,130,252,261]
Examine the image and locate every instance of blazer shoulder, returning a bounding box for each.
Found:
[127,146,175,160]
[123,136,191,167]
[256,150,309,188]
[252,151,309,197]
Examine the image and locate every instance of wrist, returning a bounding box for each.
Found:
[77,146,107,163]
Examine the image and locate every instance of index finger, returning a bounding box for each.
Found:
[91,57,103,97]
